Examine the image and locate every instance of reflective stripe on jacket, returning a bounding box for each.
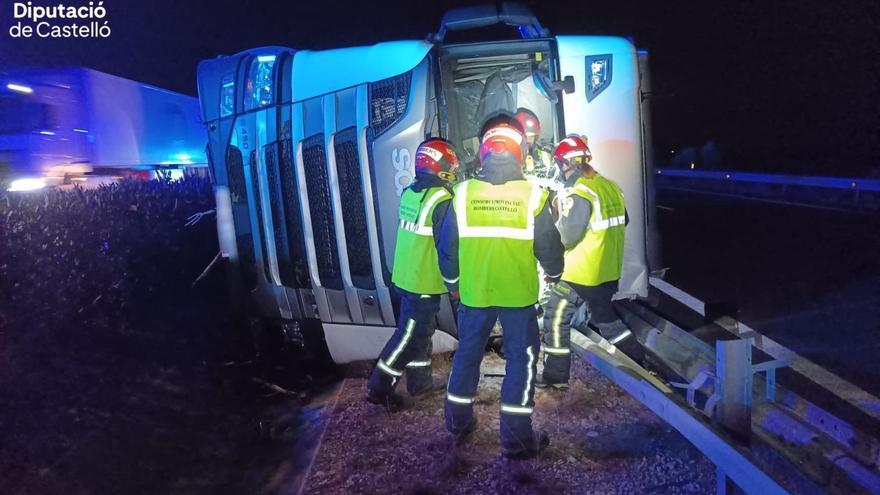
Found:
[562,174,626,286]
[454,178,549,307]
[391,186,452,294]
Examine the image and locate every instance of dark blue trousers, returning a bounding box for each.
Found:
[542,280,636,383]
[367,291,440,396]
[445,304,540,449]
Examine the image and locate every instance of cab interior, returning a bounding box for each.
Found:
[437,40,560,177]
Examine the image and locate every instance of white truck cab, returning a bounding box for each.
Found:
[196,3,659,363]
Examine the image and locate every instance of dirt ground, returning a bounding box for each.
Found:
[304,353,715,495]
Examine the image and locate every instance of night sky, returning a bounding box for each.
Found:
[1,0,877,176]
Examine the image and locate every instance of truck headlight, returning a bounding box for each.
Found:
[8,178,45,192]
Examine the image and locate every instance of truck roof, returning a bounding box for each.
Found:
[291,40,432,102]
[1,66,196,98]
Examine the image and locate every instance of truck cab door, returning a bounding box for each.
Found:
[555,36,651,299]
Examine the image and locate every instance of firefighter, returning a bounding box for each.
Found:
[365,138,461,411]
[538,135,644,390]
[438,114,564,459]
[514,108,553,174]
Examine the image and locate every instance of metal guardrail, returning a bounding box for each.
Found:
[655,169,880,192]
[570,278,880,494]
[569,328,790,494]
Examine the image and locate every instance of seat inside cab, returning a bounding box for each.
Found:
[438,41,560,179]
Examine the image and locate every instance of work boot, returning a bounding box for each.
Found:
[452,417,478,444]
[365,389,408,413]
[535,373,570,390]
[502,430,550,460]
[598,321,646,365]
[409,377,447,398]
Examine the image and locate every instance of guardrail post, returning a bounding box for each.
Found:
[716,339,753,440]
[716,466,736,494]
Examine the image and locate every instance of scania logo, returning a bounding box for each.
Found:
[392,147,412,196]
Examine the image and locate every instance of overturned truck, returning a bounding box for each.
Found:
[196,4,659,363]
[197,5,880,494]
[198,4,880,494]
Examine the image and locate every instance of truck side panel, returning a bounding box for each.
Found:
[84,69,206,168]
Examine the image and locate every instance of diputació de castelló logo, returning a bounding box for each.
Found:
[8,1,111,38]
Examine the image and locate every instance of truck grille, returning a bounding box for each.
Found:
[334,127,375,290]
[249,150,271,282]
[226,145,257,290]
[279,135,309,288]
[227,145,247,207]
[302,134,342,290]
[264,144,293,285]
[368,72,411,137]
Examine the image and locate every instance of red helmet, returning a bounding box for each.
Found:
[515,108,541,139]
[479,120,527,165]
[553,135,592,168]
[415,138,460,182]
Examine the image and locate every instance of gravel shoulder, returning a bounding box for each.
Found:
[305,353,714,495]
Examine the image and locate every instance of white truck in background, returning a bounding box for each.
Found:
[0,67,207,191]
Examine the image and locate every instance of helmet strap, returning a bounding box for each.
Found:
[557,159,576,178]
[437,170,455,183]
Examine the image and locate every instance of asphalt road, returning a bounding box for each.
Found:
[655,188,880,397]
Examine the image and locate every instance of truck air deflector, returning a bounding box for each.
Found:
[431,3,549,43]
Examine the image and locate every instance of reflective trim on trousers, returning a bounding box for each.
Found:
[608,329,632,345]
[406,360,431,368]
[386,318,415,366]
[377,359,403,377]
[443,275,459,284]
[552,299,569,348]
[542,345,571,355]
[447,393,475,405]
[522,345,535,406]
[501,404,534,415]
